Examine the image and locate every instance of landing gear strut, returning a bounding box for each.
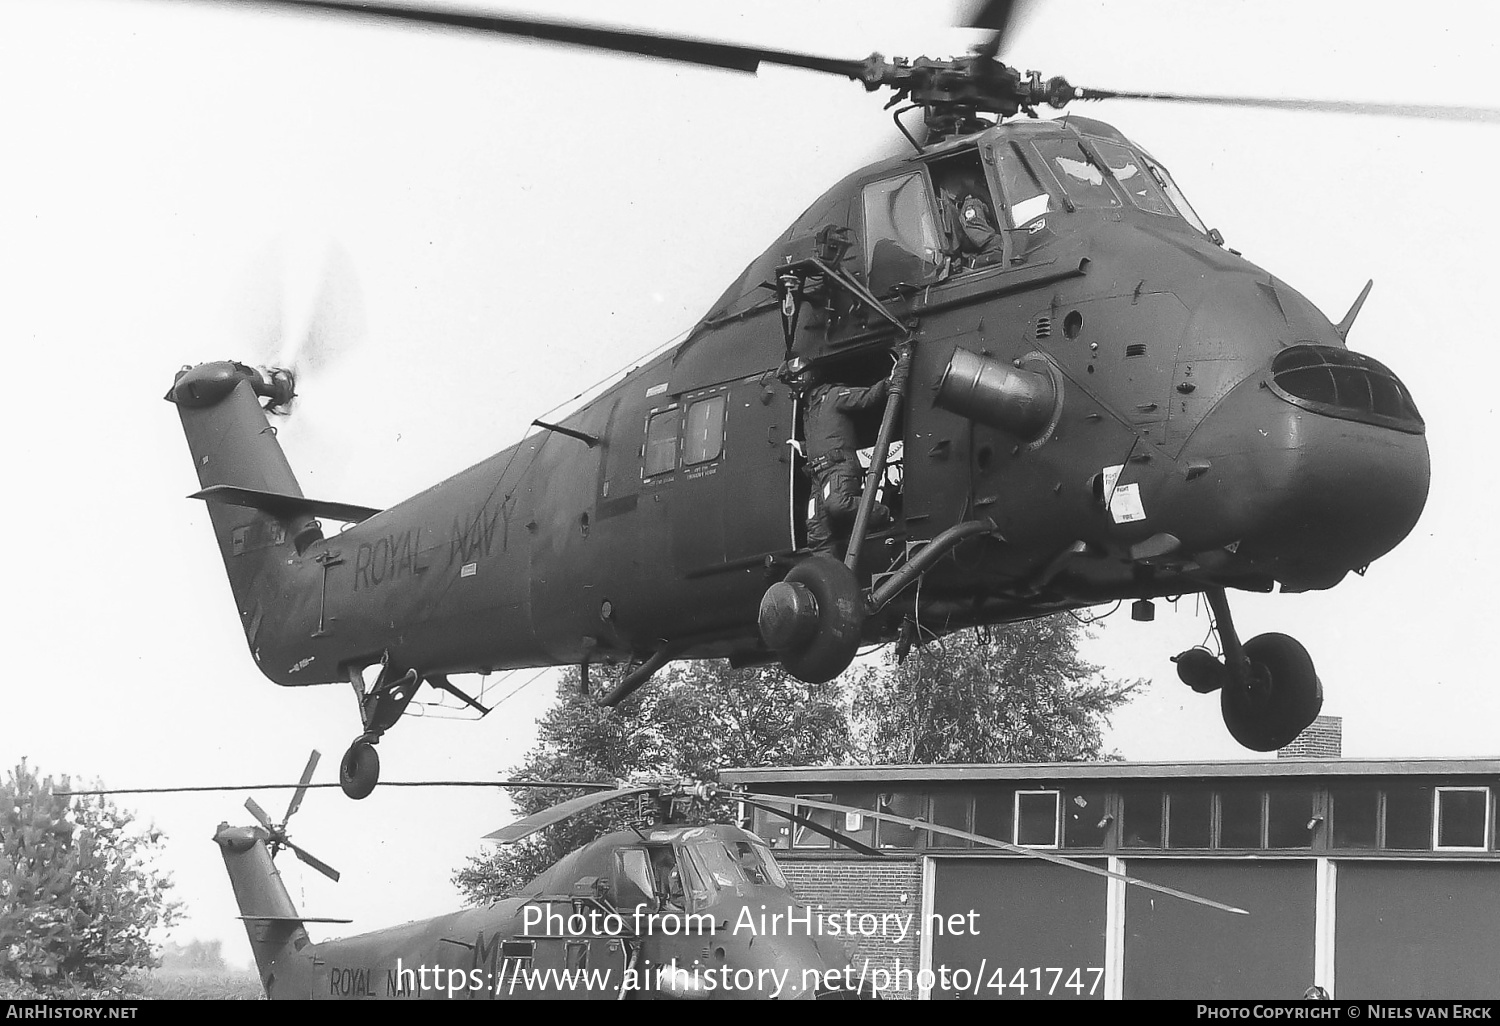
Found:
[340,655,419,800]
[1173,588,1323,752]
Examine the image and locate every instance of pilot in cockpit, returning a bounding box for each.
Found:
[939,172,1003,267]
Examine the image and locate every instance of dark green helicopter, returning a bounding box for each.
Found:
[91,752,1237,1000]
[166,1,1463,797]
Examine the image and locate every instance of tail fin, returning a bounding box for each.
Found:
[213,823,312,991]
[168,362,323,599]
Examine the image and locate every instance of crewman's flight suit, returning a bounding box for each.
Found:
[804,378,892,557]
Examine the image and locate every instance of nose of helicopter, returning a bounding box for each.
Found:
[1173,347,1429,589]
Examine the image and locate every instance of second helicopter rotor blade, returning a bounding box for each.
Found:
[739,791,1248,916]
[483,784,659,844]
[175,0,873,80]
[1077,87,1500,124]
[243,796,276,833]
[283,750,321,824]
[287,840,342,883]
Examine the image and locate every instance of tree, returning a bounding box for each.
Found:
[0,760,182,997]
[853,615,1141,763]
[452,661,851,904]
[158,938,226,972]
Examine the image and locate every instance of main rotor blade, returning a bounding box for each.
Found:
[1079,87,1500,124]
[966,0,1026,60]
[484,785,659,844]
[287,840,342,883]
[283,750,320,824]
[243,796,275,833]
[738,791,1247,916]
[739,797,884,859]
[177,0,873,80]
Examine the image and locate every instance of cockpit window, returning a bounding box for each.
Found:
[1090,139,1175,216]
[683,841,747,897]
[1032,139,1121,210]
[996,141,1053,231]
[732,839,789,889]
[862,172,943,295]
[1141,155,1210,236]
[1268,345,1425,434]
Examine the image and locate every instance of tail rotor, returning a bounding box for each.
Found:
[243,751,341,883]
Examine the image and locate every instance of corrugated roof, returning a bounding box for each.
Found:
[721,757,1500,785]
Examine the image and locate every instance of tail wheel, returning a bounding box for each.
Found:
[339,739,380,800]
[758,555,864,684]
[1221,633,1323,751]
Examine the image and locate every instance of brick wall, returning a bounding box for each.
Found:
[778,856,923,999]
[1277,715,1343,759]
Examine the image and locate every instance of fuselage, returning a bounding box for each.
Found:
[187,114,1428,687]
[223,823,855,1000]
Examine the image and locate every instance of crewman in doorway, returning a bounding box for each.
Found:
[787,352,909,558]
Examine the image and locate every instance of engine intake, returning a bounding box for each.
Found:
[935,348,1057,440]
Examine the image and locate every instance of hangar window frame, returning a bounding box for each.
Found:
[1014,789,1061,849]
[1433,786,1492,852]
[928,791,974,849]
[788,794,839,850]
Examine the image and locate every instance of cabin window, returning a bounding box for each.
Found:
[642,406,678,478]
[861,172,943,295]
[1032,139,1121,210]
[1435,787,1490,851]
[683,394,726,465]
[1014,790,1061,848]
[615,848,657,910]
[1090,139,1174,216]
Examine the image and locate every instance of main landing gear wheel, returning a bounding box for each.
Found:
[339,738,380,800]
[758,554,864,684]
[1220,633,1323,752]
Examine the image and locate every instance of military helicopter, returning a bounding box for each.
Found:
[164,0,1479,798]
[76,751,1242,999]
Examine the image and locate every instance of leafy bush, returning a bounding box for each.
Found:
[0,760,182,996]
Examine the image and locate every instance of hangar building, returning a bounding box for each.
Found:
[721,754,1499,1000]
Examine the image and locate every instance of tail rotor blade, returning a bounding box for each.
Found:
[287,840,341,883]
[283,751,321,824]
[244,796,276,833]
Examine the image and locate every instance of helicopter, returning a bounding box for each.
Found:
[160,0,1478,799]
[104,751,1243,1000]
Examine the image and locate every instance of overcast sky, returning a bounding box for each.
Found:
[2,0,1497,970]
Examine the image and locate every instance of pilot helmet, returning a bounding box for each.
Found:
[779,356,820,389]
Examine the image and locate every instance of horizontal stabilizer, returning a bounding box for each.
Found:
[237,915,353,924]
[190,484,381,524]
